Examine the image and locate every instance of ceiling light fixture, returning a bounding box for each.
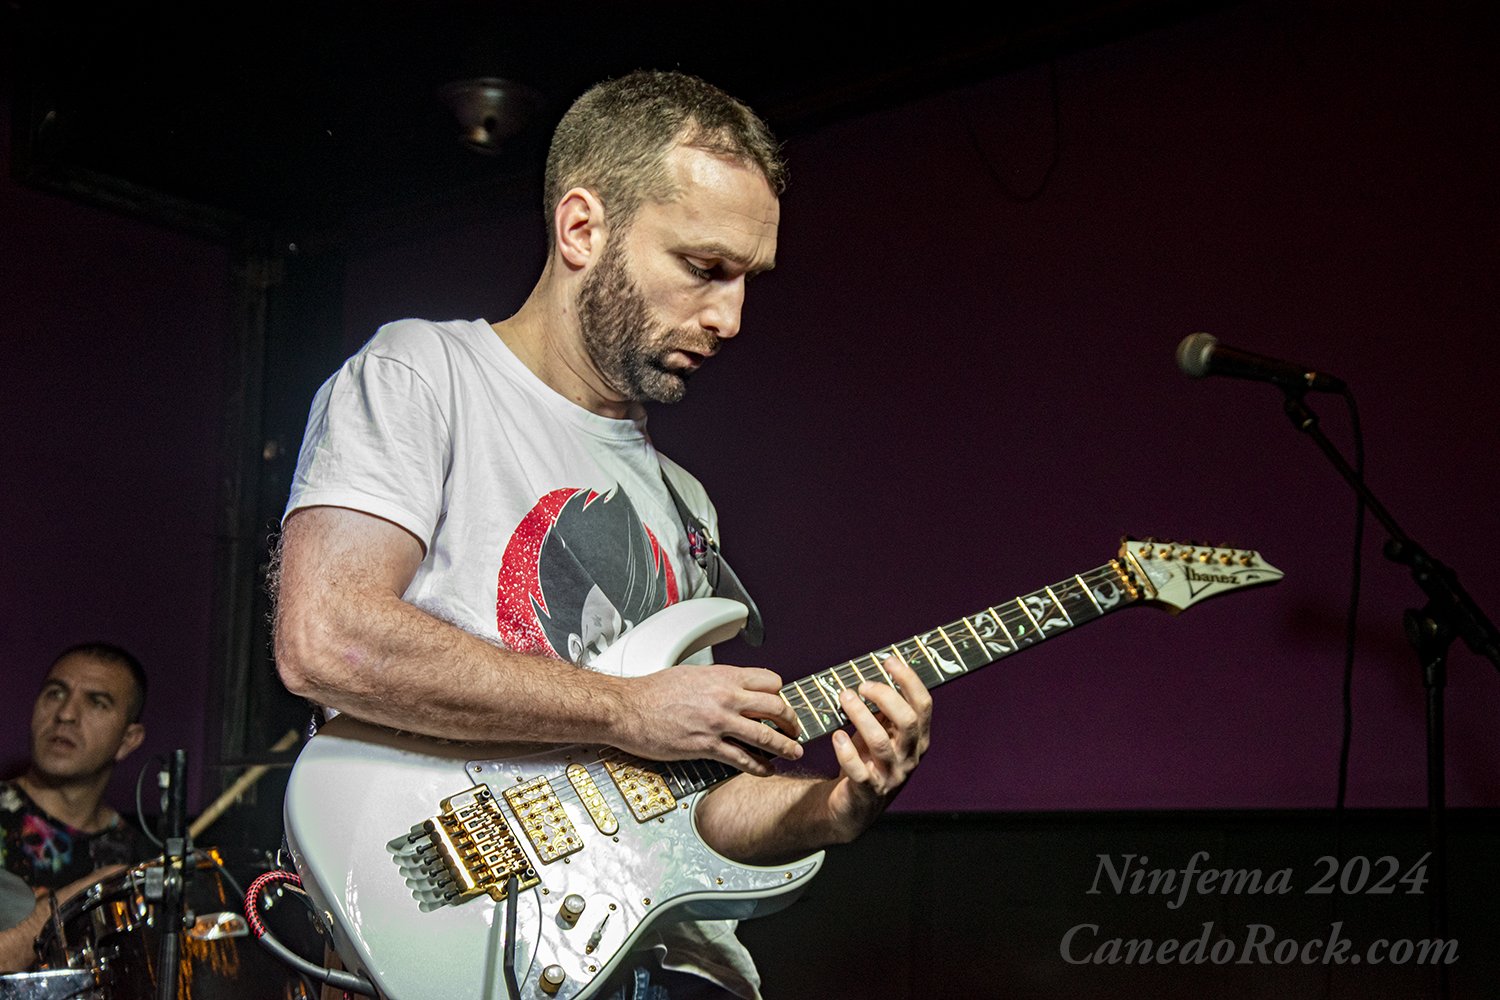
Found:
[440,77,541,155]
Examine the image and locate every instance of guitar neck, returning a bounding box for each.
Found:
[781,560,1139,741]
[654,559,1139,797]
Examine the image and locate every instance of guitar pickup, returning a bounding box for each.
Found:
[603,759,676,822]
[567,763,619,835]
[416,785,539,903]
[503,776,584,863]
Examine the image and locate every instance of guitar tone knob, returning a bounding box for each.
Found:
[540,964,567,995]
[560,894,587,924]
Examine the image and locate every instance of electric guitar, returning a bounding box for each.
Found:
[283,537,1282,999]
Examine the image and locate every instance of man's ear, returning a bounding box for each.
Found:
[554,187,609,272]
[115,723,145,763]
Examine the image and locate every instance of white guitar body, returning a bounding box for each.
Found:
[283,598,822,1000]
[284,538,1283,1000]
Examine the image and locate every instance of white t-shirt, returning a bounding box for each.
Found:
[286,317,758,998]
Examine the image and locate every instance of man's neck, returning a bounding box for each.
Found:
[15,771,114,833]
[492,272,641,421]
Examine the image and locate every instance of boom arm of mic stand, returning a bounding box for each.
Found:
[1280,392,1500,671]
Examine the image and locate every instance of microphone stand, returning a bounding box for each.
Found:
[1280,390,1499,998]
[154,749,190,1000]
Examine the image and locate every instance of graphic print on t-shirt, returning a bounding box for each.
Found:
[496,486,679,666]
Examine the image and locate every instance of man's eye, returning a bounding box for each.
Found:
[684,260,712,280]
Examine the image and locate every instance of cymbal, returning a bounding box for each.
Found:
[0,870,33,931]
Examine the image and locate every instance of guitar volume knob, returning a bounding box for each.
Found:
[540,964,567,995]
[561,893,587,924]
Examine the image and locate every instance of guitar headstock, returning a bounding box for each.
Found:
[1118,537,1283,613]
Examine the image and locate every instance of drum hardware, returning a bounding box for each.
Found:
[34,850,315,999]
[186,911,250,943]
[12,732,317,998]
[0,969,96,1000]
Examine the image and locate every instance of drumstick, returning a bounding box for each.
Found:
[189,729,300,840]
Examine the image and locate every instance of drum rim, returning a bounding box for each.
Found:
[50,848,231,924]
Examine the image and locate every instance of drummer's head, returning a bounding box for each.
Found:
[30,643,147,785]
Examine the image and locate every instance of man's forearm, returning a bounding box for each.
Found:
[277,584,629,745]
[273,506,804,771]
[695,773,852,865]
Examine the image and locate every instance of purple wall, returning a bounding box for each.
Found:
[4,0,1494,819]
[341,1,1500,810]
[0,98,229,813]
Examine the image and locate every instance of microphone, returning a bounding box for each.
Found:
[1176,333,1346,393]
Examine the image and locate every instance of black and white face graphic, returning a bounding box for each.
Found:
[496,485,678,666]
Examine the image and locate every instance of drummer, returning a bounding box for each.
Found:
[1,643,153,971]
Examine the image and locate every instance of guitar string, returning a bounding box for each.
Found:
[466,564,1129,835]
[460,553,1283,875]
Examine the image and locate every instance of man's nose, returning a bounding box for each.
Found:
[699,277,746,341]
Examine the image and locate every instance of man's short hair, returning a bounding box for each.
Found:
[544,70,786,246]
[49,642,148,723]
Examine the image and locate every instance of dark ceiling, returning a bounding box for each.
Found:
[4,1,1230,239]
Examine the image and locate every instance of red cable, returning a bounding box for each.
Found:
[243,869,303,938]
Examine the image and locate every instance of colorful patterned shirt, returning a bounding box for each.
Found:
[0,780,150,890]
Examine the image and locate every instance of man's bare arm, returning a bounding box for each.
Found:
[694,658,931,863]
[273,506,802,773]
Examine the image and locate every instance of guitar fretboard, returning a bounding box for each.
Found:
[653,560,1137,797]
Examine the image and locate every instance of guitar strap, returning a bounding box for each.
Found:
[660,467,765,647]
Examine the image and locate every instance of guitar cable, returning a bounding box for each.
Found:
[503,873,521,1000]
[244,870,376,996]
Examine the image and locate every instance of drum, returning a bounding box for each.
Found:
[35,850,311,999]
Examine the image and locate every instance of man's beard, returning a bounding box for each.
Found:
[577,240,701,405]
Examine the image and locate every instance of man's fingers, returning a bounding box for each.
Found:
[721,740,777,776]
[838,687,897,757]
[830,729,872,783]
[856,678,917,730]
[737,669,801,738]
[730,715,803,761]
[740,667,786,693]
[883,656,933,711]
[741,688,801,739]
[624,663,806,768]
